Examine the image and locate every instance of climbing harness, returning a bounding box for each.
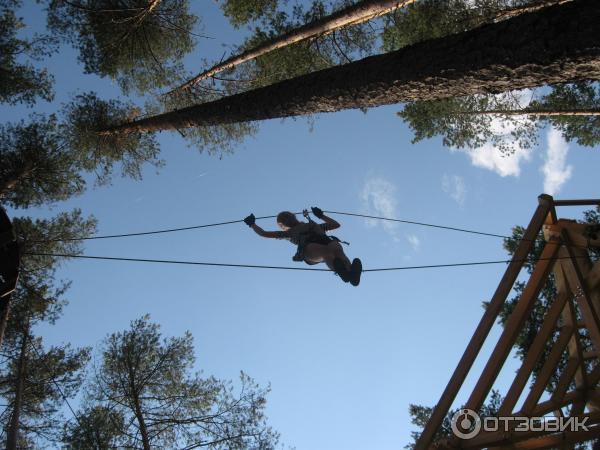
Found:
[291,209,349,264]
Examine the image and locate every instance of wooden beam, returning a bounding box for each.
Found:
[520,324,574,414]
[523,391,583,417]
[465,238,561,412]
[545,220,600,248]
[498,290,569,415]
[553,254,590,399]
[560,239,600,351]
[589,364,600,385]
[493,424,600,450]
[553,199,600,206]
[586,260,600,292]
[564,297,590,390]
[414,195,554,450]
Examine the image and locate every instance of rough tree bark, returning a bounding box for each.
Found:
[103,0,600,135]
[133,391,151,450]
[127,360,151,450]
[0,297,12,351]
[6,327,28,450]
[173,0,413,92]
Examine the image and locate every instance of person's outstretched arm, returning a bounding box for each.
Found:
[244,214,284,238]
[311,207,340,230]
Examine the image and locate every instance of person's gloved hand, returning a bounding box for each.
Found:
[243,214,256,227]
[311,207,324,218]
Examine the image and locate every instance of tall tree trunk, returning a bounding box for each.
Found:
[6,327,28,450]
[0,296,12,351]
[103,0,600,135]
[128,358,151,450]
[173,0,414,92]
[454,108,600,116]
[132,391,151,450]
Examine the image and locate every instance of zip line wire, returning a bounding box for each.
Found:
[324,211,511,239]
[23,209,598,272]
[23,252,588,273]
[33,210,521,242]
[33,213,289,242]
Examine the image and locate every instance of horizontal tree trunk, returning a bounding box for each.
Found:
[173,0,414,91]
[455,109,600,116]
[102,0,600,135]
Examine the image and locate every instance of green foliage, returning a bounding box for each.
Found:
[62,92,162,184]
[382,0,470,52]
[406,391,503,448]
[0,337,91,444]
[390,0,542,155]
[223,0,376,88]
[8,209,97,331]
[45,0,198,94]
[62,405,125,449]
[14,209,97,276]
[0,212,94,446]
[398,93,540,154]
[0,115,84,209]
[221,0,280,28]
[0,0,56,105]
[11,209,97,328]
[532,82,600,147]
[150,88,258,156]
[390,1,598,153]
[0,93,164,209]
[381,0,518,52]
[85,315,279,449]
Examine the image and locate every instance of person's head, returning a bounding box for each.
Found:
[277,211,300,230]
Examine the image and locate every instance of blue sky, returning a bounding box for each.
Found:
[3,2,600,449]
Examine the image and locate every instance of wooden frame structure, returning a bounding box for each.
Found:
[415,194,600,450]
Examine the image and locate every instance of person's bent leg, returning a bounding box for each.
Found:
[304,243,353,283]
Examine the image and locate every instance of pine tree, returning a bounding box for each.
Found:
[45,0,198,95]
[0,0,56,106]
[0,93,162,210]
[84,315,279,449]
[175,0,401,91]
[0,212,94,448]
[102,0,600,135]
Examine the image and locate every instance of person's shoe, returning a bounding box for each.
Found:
[350,258,362,286]
[333,258,351,283]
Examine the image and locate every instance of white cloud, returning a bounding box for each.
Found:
[541,127,573,195]
[360,176,401,241]
[454,114,534,177]
[360,176,423,250]
[463,141,532,177]
[442,174,467,206]
[406,234,420,251]
[454,89,535,177]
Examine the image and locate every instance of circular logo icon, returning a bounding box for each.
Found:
[451,409,481,439]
